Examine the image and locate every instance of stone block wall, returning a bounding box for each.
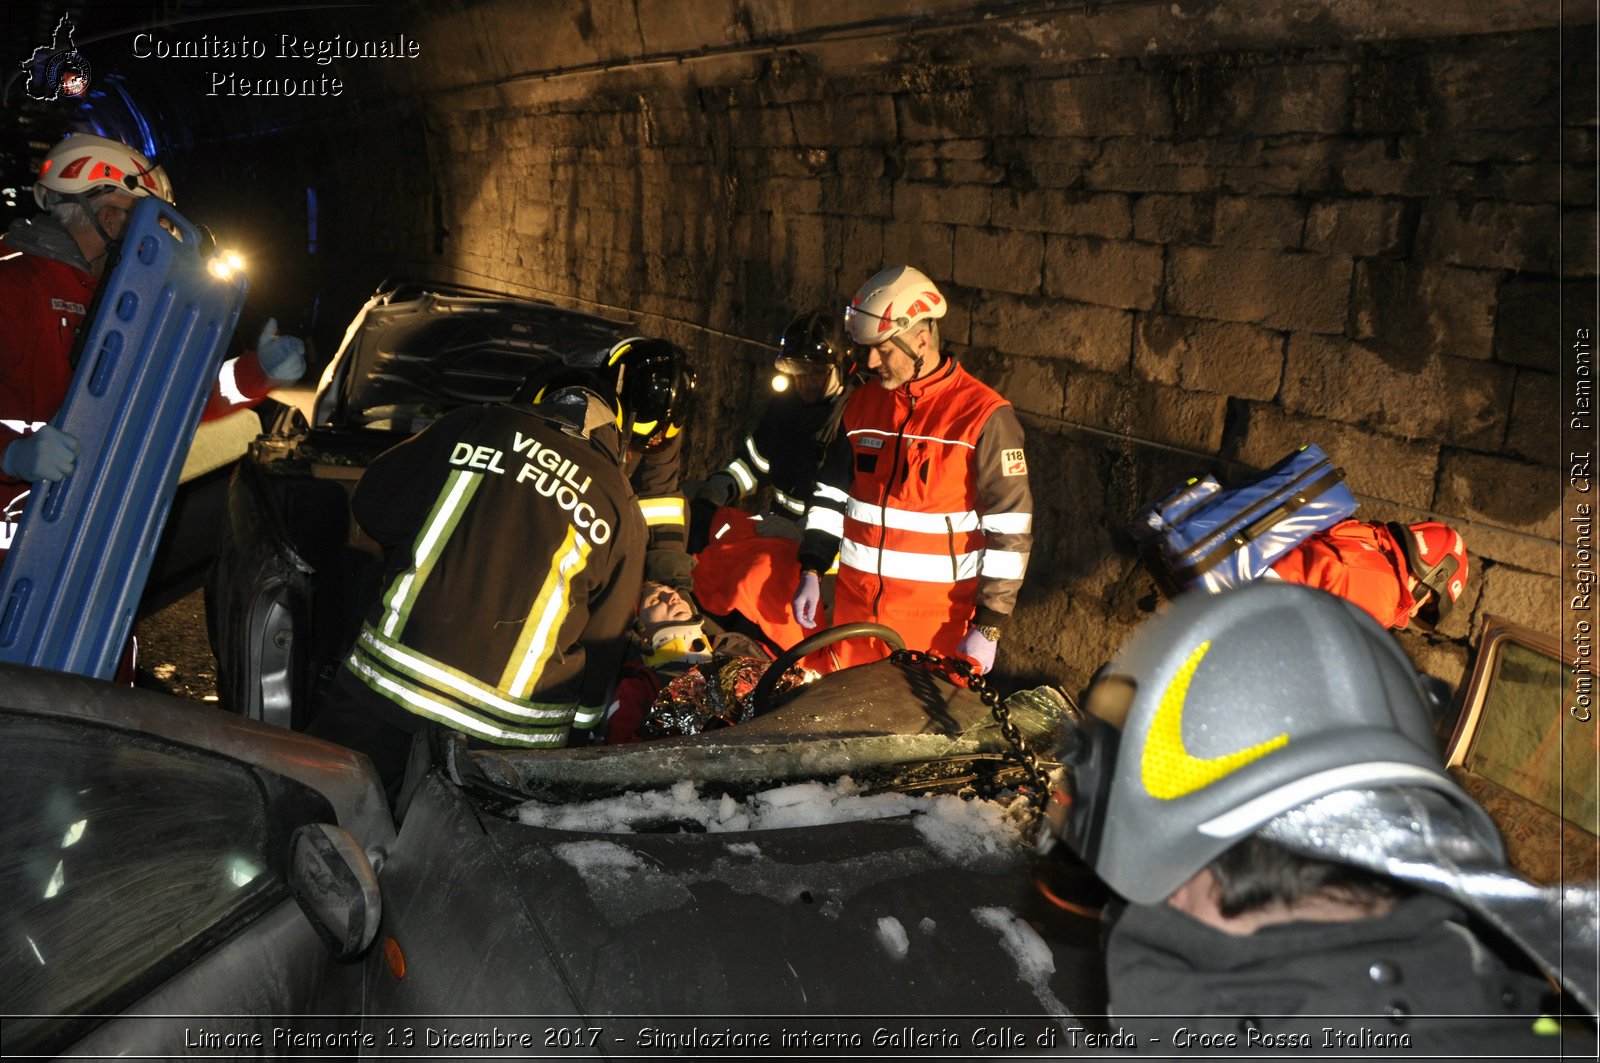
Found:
[291,0,1591,693]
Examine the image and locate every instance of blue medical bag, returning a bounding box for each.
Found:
[1133,444,1359,593]
[0,195,249,678]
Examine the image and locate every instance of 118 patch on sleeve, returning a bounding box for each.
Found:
[1001,448,1028,476]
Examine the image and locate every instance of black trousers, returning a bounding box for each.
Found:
[305,669,419,799]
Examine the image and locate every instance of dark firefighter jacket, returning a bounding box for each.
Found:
[345,402,647,747]
[624,430,688,564]
[1105,893,1592,1058]
[721,387,848,519]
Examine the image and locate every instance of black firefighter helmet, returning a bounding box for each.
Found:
[607,336,695,446]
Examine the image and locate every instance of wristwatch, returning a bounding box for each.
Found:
[971,623,1003,642]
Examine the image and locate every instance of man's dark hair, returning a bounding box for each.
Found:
[1209,835,1405,918]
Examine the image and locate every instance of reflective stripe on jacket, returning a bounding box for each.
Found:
[625,431,687,552]
[722,389,846,517]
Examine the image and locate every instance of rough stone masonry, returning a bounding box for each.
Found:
[277,0,1592,692]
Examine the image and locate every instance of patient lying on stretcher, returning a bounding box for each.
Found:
[603,582,812,744]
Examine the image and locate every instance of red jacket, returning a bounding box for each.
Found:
[693,506,829,650]
[0,241,275,547]
[800,357,1032,668]
[1268,520,1418,629]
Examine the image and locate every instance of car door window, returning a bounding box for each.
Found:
[1457,638,1597,830]
[0,712,333,1051]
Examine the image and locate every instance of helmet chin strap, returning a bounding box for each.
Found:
[890,333,924,380]
[74,192,124,268]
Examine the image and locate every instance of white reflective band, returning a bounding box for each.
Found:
[348,657,565,746]
[725,459,757,494]
[773,487,806,514]
[806,506,844,538]
[217,357,248,405]
[0,251,20,261]
[573,705,604,726]
[840,539,980,582]
[979,548,1029,580]
[381,470,478,638]
[0,520,15,551]
[0,420,47,434]
[360,629,573,722]
[1197,764,1445,838]
[639,497,686,524]
[814,483,850,505]
[743,435,771,473]
[847,428,976,450]
[980,511,1034,535]
[845,498,978,534]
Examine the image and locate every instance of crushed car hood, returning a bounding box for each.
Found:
[367,771,1105,1033]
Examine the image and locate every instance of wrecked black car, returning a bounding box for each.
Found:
[3,637,1105,1056]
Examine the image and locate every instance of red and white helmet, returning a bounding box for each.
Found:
[34,133,173,209]
[1390,520,1469,625]
[844,265,947,345]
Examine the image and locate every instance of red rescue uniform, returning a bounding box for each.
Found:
[800,356,1032,669]
[1268,519,1418,629]
[0,238,276,549]
[693,507,829,651]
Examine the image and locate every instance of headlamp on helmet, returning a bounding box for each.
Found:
[774,310,848,375]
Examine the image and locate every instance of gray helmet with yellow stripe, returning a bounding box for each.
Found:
[1043,581,1597,1012]
[1082,581,1496,903]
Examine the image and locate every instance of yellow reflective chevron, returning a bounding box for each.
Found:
[1141,640,1288,800]
[501,524,593,697]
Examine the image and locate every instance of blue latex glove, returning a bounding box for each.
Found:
[792,570,821,629]
[3,424,80,482]
[256,318,306,383]
[958,625,998,674]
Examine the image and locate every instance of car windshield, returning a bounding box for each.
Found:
[1463,639,1596,825]
[1443,617,1598,885]
[0,712,333,1053]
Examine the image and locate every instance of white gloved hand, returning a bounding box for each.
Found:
[958,626,998,674]
[256,317,306,383]
[2,424,80,482]
[791,570,821,629]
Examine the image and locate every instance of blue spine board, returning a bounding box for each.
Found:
[0,195,248,678]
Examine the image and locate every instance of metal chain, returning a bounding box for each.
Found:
[890,649,1053,813]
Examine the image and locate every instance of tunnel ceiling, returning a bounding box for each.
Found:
[10,0,1567,162]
